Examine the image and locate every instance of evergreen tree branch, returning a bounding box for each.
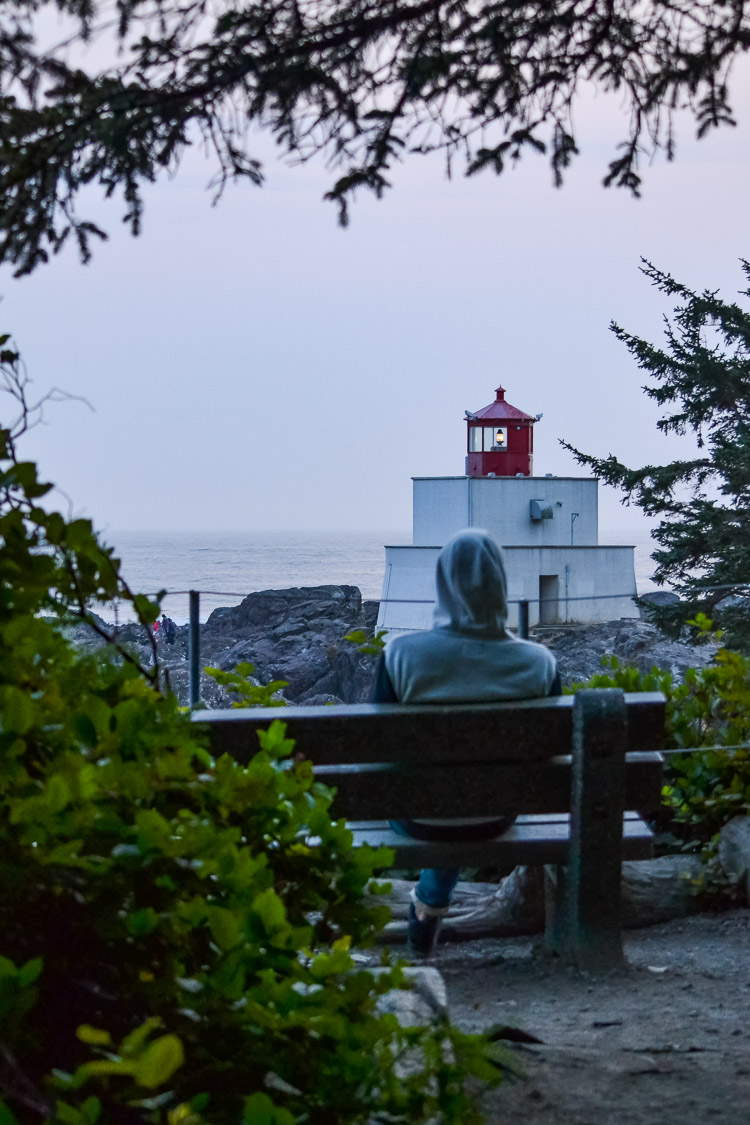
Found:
[1,2,750,271]
[565,257,750,647]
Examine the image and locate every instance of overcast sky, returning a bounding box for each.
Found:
[3,60,749,536]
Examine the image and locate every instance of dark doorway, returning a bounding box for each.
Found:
[539,575,559,625]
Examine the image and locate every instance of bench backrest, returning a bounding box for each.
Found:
[195,690,666,820]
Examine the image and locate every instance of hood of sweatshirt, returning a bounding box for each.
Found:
[433,528,509,636]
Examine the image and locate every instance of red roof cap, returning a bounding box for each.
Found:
[470,386,536,422]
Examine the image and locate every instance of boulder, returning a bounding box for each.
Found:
[639,590,681,610]
[712,594,750,622]
[541,618,717,685]
[363,600,380,631]
[58,612,121,648]
[373,966,449,1086]
[197,586,379,706]
[203,585,364,635]
[375,966,448,1024]
[718,816,750,903]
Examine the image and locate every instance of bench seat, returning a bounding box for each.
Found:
[347,811,655,868]
[195,688,666,969]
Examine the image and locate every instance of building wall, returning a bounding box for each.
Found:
[412,477,599,548]
[377,543,638,635]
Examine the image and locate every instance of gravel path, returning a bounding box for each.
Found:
[433,910,750,1124]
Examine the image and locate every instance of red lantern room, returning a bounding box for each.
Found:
[465,386,536,477]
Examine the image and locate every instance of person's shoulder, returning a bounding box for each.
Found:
[506,634,557,667]
[390,627,464,649]
[385,629,450,665]
[386,630,434,657]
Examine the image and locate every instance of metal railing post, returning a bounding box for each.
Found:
[518,599,529,639]
[189,590,201,709]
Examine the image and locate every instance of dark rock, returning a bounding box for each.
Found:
[374,966,448,1035]
[539,618,717,686]
[373,967,448,1079]
[204,585,363,635]
[639,590,681,609]
[363,600,380,631]
[62,588,722,710]
[113,621,153,645]
[58,612,122,647]
[718,816,750,903]
[191,585,378,707]
[713,595,750,621]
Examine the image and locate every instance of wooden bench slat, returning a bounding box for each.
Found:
[320,752,664,819]
[196,692,666,764]
[350,814,655,868]
[346,810,647,830]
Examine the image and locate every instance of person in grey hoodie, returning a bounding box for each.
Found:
[371,528,560,956]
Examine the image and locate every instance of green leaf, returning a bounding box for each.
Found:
[121,1018,164,1058]
[54,1102,83,1125]
[17,957,43,987]
[81,1097,101,1124]
[127,908,160,936]
[251,889,286,934]
[46,773,72,813]
[64,519,94,550]
[76,1025,112,1047]
[242,1092,274,1125]
[74,1059,138,1082]
[0,1098,19,1125]
[71,711,101,747]
[0,686,35,733]
[132,1034,185,1088]
[208,907,242,950]
[133,594,159,625]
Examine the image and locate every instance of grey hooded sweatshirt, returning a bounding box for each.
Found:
[371,528,559,837]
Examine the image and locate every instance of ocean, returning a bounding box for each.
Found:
[101,527,660,624]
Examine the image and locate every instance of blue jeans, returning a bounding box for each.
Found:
[414,866,461,911]
[388,820,460,912]
[389,816,517,912]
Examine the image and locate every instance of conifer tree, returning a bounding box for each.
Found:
[1,2,749,274]
[564,259,750,646]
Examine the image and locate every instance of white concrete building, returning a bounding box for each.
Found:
[377,387,638,635]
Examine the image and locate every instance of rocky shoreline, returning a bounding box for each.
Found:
[68,584,719,708]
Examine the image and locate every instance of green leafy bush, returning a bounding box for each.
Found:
[204,662,289,708]
[571,615,750,850]
[0,343,504,1124]
[344,629,388,656]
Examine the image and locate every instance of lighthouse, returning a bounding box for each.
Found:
[377,385,638,635]
[466,385,535,477]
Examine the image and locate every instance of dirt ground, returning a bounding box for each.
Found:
[434,909,750,1124]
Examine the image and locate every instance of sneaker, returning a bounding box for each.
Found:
[407,902,442,958]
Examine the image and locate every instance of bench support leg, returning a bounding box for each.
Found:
[544,863,570,955]
[546,689,628,971]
